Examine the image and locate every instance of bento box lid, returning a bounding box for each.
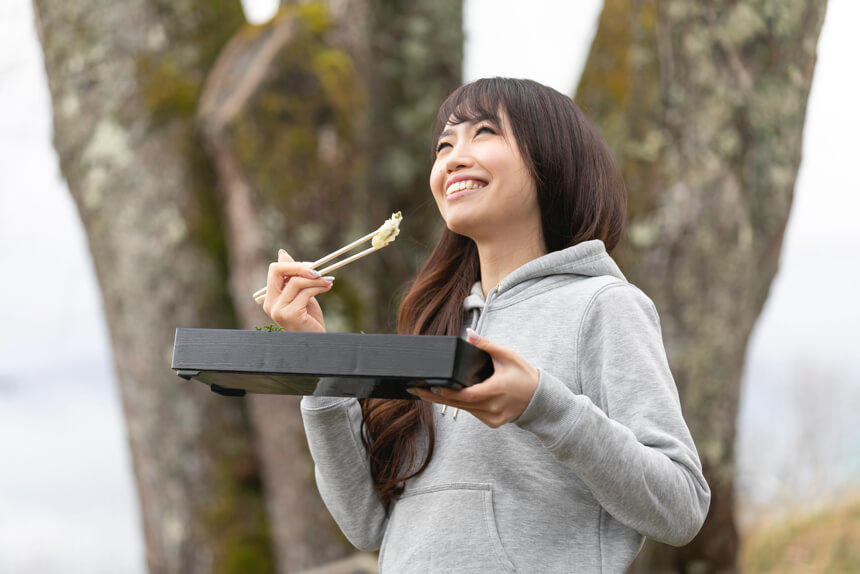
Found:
[171,328,493,399]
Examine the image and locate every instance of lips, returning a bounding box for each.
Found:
[445,174,488,192]
[446,181,488,201]
[445,178,488,196]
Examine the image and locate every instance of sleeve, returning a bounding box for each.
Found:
[512,283,711,546]
[300,386,389,551]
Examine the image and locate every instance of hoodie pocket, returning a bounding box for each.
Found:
[378,482,517,573]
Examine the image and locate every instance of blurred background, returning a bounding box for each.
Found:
[1,0,857,572]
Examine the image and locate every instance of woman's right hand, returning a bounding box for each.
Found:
[263,249,335,333]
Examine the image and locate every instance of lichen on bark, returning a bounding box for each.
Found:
[33,0,274,571]
[575,0,827,569]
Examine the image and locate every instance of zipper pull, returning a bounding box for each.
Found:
[495,283,501,294]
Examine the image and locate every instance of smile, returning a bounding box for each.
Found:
[446,179,487,201]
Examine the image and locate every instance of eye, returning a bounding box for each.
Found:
[435,125,497,154]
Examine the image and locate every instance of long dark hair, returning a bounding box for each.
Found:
[359,77,627,509]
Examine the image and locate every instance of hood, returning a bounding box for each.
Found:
[463,238,626,315]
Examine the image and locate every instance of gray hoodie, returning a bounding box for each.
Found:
[300,239,711,573]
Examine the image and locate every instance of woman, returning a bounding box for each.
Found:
[263,77,711,573]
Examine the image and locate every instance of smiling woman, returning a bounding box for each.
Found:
[431,111,540,248]
[299,77,710,572]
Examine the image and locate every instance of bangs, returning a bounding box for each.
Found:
[430,79,507,159]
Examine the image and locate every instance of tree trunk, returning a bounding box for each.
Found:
[574,1,827,571]
[33,0,462,570]
[196,5,373,569]
[32,0,273,572]
[195,1,463,569]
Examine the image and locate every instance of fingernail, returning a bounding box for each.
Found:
[279,249,287,256]
[309,269,321,277]
[323,276,335,282]
[430,387,442,395]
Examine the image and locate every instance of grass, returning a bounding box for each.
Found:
[740,494,860,573]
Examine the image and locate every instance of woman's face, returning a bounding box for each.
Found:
[429,107,539,242]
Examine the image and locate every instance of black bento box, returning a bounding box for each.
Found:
[171,328,494,399]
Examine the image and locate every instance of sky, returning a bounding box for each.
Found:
[1,0,858,571]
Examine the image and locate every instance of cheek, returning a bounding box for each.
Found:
[429,169,446,212]
[430,167,444,194]
[497,161,534,204]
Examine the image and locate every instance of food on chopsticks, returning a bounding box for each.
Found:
[371,211,402,248]
[252,211,403,304]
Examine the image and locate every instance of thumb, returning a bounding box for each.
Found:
[278,248,295,263]
[467,329,517,368]
[466,328,505,357]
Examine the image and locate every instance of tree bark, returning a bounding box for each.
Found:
[196,6,371,569]
[195,1,463,569]
[574,1,827,571]
[33,0,462,571]
[32,0,274,572]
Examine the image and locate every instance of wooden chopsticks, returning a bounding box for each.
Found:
[253,212,402,304]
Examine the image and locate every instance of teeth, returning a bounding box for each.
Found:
[446,179,487,195]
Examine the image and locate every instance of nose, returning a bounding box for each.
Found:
[445,139,475,175]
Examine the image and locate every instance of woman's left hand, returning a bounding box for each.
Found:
[409,328,539,428]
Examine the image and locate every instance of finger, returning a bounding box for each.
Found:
[291,281,334,310]
[432,379,495,402]
[279,275,333,306]
[271,261,319,279]
[275,249,316,285]
[267,249,297,304]
[466,328,513,361]
[268,261,320,291]
[274,284,333,328]
[264,261,318,312]
[410,387,492,411]
[278,249,295,263]
[265,262,287,306]
[278,250,317,272]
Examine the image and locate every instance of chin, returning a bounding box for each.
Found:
[444,215,482,239]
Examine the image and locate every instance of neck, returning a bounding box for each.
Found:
[475,232,546,299]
